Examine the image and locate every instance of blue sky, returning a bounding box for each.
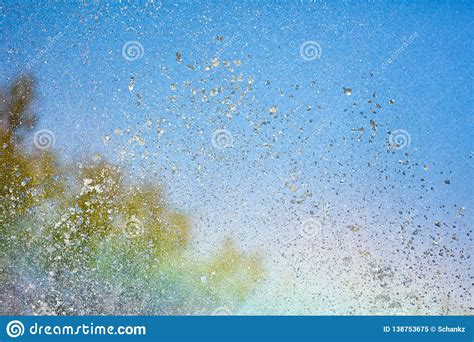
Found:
[1,0,473,313]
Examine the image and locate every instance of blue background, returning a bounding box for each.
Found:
[0,316,473,341]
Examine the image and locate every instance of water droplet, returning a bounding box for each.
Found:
[211,57,220,67]
[134,134,145,146]
[269,106,278,113]
[128,77,135,92]
[348,224,360,232]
